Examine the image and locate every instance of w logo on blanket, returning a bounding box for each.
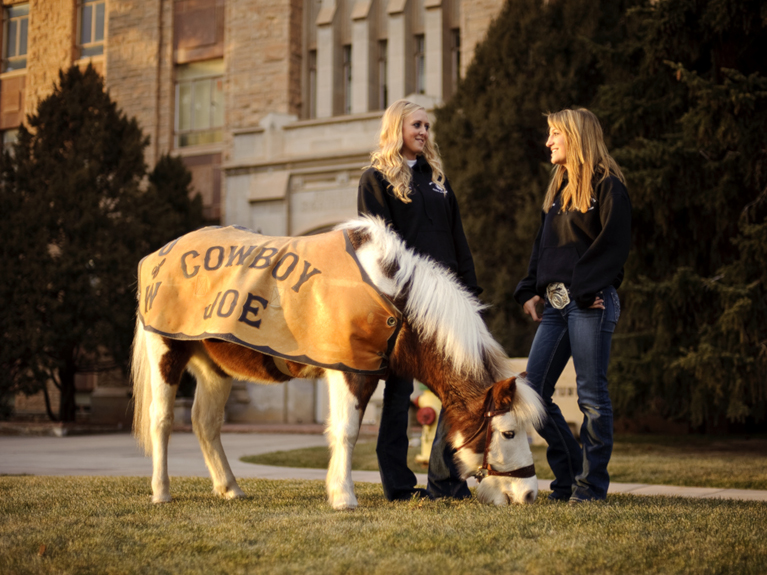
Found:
[138,226,400,374]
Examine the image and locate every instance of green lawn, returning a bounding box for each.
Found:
[1,476,766,574]
[242,434,767,490]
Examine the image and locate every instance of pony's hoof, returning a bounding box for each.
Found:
[214,484,246,500]
[152,494,172,504]
[329,493,358,510]
[224,487,246,500]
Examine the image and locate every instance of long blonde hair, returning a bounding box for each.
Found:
[543,108,625,213]
[369,99,445,203]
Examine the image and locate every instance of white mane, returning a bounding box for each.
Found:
[337,216,510,380]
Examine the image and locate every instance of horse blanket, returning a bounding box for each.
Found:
[137,226,401,374]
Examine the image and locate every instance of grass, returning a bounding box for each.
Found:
[1,475,766,574]
[241,434,767,490]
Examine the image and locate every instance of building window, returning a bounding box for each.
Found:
[2,129,18,154]
[308,49,317,119]
[378,40,388,110]
[450,29,460,94]
[175,59,224,148]
[414,34,425,95]
[3,4,29,72]
[80,0,106,57]
[342,45,352,115]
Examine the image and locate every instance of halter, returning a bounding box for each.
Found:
[456,391,536,483]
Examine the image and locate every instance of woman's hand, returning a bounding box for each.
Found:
[523,296,543,322]
[589,297,605,310]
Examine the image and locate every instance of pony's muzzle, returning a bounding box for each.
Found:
[503,489,537,505]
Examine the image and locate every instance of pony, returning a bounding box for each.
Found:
[131,216,545,509]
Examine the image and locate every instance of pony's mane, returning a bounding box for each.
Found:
[337,216,510,381]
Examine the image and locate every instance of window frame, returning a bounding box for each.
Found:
[450,28,460,95]
[414,34,425,95]
[307,49,317,119]
[378,39,388,110]
[342,44,352,115]
[3,3,30,73]
[2,128,19,154]
[174,59,225,149]
[79,0,107,58]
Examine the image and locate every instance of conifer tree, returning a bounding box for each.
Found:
[438,0,766,429]
[435,0,630,353]
[598,0,767,429]
[0,65,202,422]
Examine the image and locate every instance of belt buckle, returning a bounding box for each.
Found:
[546,283,570,310]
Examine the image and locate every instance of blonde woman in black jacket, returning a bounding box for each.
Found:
[515,108,631,504]
[358,99,480,500]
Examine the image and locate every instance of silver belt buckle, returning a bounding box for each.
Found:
[546,282,570,309]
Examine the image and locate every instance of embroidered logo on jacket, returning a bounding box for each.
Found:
[430,182,447,195]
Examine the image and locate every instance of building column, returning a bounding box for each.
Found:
[424,0,444,103]
[316,0,339,118]
[386,0,410,102]
[351,0,376,114]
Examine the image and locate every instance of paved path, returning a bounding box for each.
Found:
[1,432,766,502]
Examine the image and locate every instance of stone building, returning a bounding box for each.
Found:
[3,0,505,423]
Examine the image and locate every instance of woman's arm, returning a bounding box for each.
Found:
[570,176,632,308]
[514,213,546,307]
[446,179,482,296]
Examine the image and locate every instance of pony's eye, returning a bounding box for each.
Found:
[501,431,516,440]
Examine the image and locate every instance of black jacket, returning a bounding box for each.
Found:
[357,156,481,296]
[514,174,631,308]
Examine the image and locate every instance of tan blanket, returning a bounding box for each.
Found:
[138,226,400,374]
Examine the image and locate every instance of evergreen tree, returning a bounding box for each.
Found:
[438,0,766,429]
[145,154,204,244]
[598,0,767,429]
[0,65,202,422]
[435,0,630,354]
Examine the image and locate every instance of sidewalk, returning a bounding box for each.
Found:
[1,427,766,502]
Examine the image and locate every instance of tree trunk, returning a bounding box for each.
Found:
[42,381,59,422]
[58,361,78,423]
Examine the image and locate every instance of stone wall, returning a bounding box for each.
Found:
[224,0,301,134]
[459,0,503,78]
[106,0,171,168]
[25,0,77,111]
[156,0,176,160]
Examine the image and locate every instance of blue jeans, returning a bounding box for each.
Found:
[376,373,469,500]
[526,286,620,501]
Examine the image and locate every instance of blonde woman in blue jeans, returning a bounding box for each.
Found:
[514,108,631,503]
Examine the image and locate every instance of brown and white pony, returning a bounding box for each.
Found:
[131,217,544,509]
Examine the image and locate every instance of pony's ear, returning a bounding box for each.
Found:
[492,377,518,411]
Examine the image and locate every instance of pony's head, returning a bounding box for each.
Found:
[451,375,545,505]
[340,217,547,504]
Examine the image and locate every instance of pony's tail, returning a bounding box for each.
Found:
[131,313,153,455]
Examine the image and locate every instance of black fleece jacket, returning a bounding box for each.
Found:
[514,174,631,309]
[357,156,482,296]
